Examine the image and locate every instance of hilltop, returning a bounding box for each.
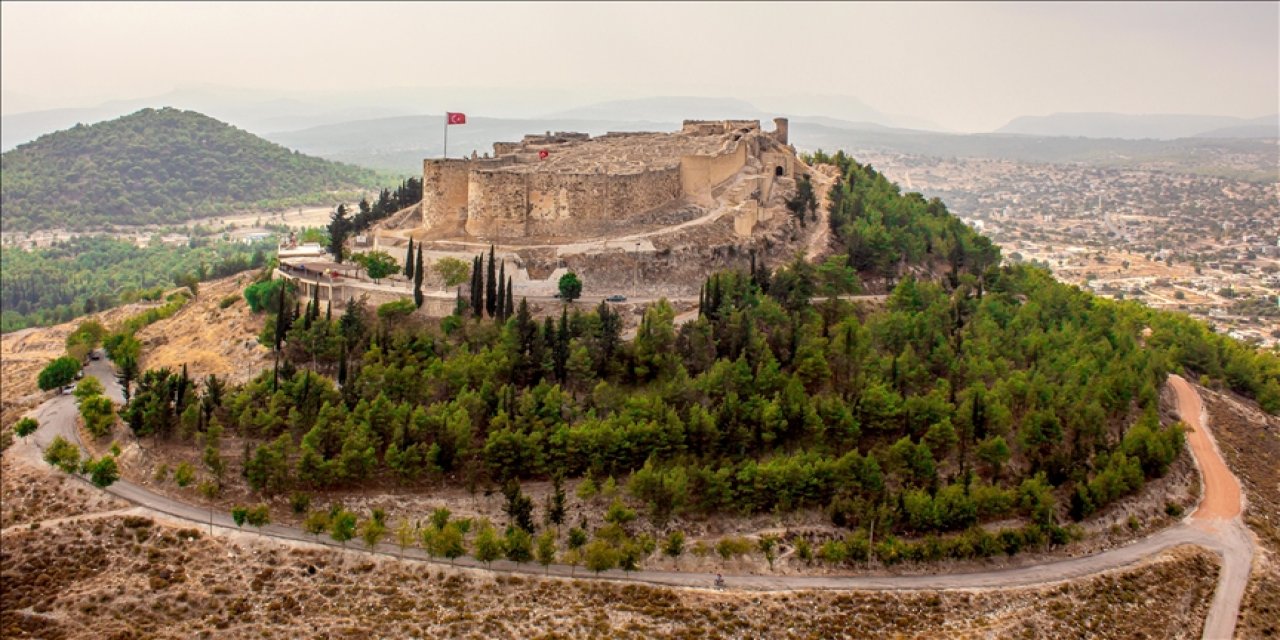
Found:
[0,107,383,230]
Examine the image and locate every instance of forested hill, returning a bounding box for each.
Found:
[0,107,383,230]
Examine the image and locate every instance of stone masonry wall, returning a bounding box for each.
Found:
[464,167,682,238]
[679,141,749,198]
[421,159,472,233]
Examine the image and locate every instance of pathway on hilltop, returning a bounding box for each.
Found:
[9,365,1251,639]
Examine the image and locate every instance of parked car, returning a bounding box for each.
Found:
[606,294,627,302]
[61,385,76,395]
[89,350,101,360]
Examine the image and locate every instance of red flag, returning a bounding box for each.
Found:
[447,112,467,125]
[538,149,549,160]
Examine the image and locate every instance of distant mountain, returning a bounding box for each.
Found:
[1193,116,1279,139]
[1,88,420,151]
[267,111,920,175]
[751,93,949,132]
[543,96,761,123]
[0,107,381,230]
[996,112,1279,140]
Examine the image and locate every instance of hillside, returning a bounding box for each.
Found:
[0,107,383,230]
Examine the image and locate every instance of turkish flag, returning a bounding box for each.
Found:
[447,112,467,125]
[539,149,549,160]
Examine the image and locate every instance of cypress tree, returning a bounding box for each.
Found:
[471,256,483,318]
[325,300,332,322]
[505,276,514,320]
[496,260,507,322]
[485,245,497,317]
[338,347,348,386]
[274,285,290,352]
[710,275,723,317]
[413,245,425,308]
[555,306,570,382]
[404,238,415,277]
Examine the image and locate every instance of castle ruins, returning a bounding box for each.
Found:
[420,118,802,240]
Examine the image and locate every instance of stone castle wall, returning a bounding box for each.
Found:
[421,159,471,233]
[423,118,794,239]
[679,141,749,198]
[465,167,682,237]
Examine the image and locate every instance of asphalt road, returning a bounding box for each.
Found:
[13,363,1251,639]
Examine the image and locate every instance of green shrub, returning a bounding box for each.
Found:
[174,462,196,487]
[38,356,81,391]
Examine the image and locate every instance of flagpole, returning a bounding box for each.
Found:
[443,114,448,159]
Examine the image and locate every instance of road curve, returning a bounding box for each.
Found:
[1169,374,1253,640]
[11,365,1251,638]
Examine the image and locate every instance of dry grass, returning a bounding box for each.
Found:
[0,456,130,530]
[0,304,147,430]
[0,510,1218,639]
[1201,386,1280,638]
[135,272,269,386]
[0,395,1224,640]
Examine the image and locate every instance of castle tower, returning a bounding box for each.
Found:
[772,117,789,145]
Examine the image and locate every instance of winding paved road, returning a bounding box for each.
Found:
[11,365,1252,639]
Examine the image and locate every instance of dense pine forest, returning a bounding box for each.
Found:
[0,235,272,332]
[115,153,1280,563]
[0,107,383,229]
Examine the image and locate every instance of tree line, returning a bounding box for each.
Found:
[103,150,1278,568]
[1,235,270,332]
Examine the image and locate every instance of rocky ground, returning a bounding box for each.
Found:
[0,484,1219,639]
[1201,383,1280,638]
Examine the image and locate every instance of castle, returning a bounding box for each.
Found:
[420,118,801,239]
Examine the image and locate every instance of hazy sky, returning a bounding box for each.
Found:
[2,1,1276,131]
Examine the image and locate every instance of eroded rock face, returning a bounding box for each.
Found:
[421,119,799,240]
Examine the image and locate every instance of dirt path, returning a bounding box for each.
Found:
[804,166,837,262]
[11,367,1251,638]
[1169,374,1254,639]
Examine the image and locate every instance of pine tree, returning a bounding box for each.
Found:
[485,245,497,317]
[404,238,415,277]
[327,204,349,263]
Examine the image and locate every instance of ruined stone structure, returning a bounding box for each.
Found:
[420,118,799,239]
